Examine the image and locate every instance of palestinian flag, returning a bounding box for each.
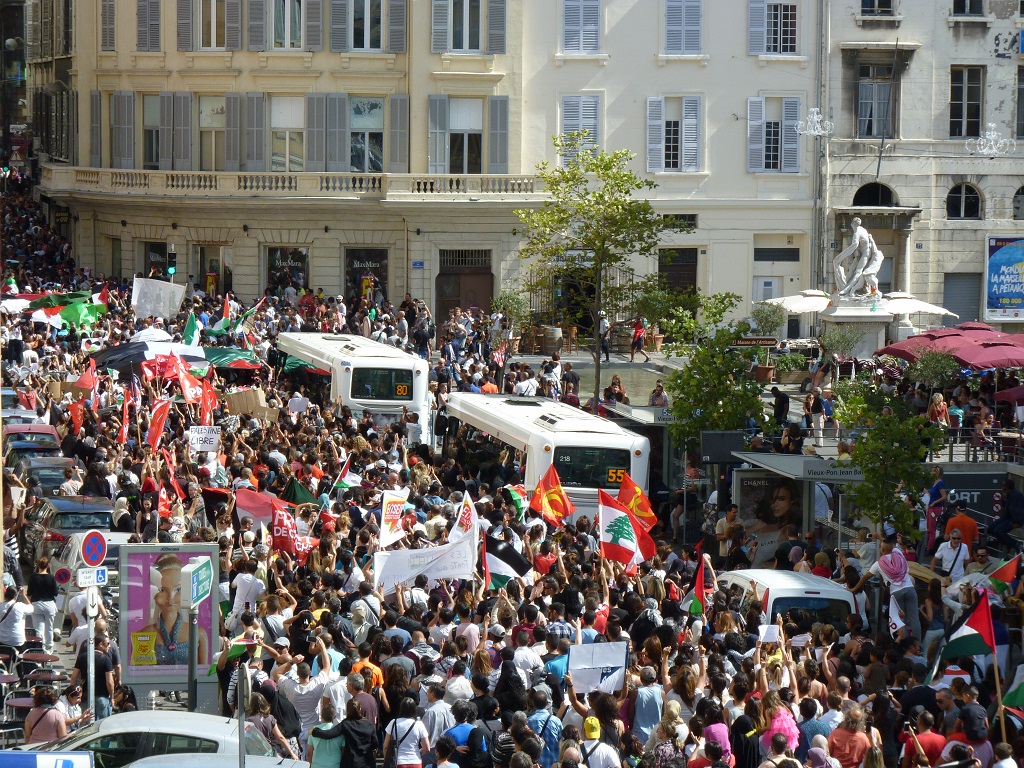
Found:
[989,554,1021,593]
[208,295,232,335]
[1004,663,1024,706]
[333,456,362,490]
[283,355,331,376]
[30,302,107,328]
[483,534,533,589]
[232,297,265,336]
[502,484,528,522]
[940,591,996,661]
[93,284,110,307]
[207,637,257,675]
[182,312,200,346]
[28,290,92,309]
[687,554,707,616]
[598,490,656,567]
[280,476,318,506]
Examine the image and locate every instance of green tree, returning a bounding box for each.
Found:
[515,131,669,411]
[846,408,943,539]
[606,513,637,545]
[749,301,787,364]
[908,351,961,397]
[662,292,766,449]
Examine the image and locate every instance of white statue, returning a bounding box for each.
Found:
[833,217,885,298]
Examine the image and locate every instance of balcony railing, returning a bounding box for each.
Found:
[40,165,542,201]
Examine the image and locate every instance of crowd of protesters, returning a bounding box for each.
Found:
[2,169,1024,768]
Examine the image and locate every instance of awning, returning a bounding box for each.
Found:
[603,403,675,425]
[732,452,863,482]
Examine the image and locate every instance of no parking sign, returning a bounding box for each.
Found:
[54,568,72,586]
[80,530,107,568]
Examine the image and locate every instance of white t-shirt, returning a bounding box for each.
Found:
[231,573,267,614]
[0,600,35,646]
[933,541,970,582]
[323,678,351,724]
[868,554,914,592]
[387,717,428,764]
[279,671,330,732]
[581,739,620,768]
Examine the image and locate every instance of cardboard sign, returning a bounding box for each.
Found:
[223,387,267,415]
[188,426,222,452]
[251,406,282,423]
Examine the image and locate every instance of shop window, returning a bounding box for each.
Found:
[267,246,309,295]
[346,248,388,305]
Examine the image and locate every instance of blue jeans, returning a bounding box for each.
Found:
[96,696,112,720]
[989,515,1017,540]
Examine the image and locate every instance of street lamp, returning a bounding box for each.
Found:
[965,122,1016,157]
[797,108,834,303]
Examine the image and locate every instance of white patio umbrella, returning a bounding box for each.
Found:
[130,327,174,342]
[881,292,959,318]
[762,289,831,314]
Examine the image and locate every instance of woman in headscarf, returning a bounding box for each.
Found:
[350,602,372,646]
[259,680,302,760]
[112,497,134,534]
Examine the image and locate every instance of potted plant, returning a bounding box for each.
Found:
[749,301,787,383]
[775,352,811,386]
[490,289,531,354]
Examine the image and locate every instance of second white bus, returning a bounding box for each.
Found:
[443,393,650,517]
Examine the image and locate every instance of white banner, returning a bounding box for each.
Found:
[372,533,477,594]
[567,641,629,694]
[379,490,410,548]
[189,425,222,453]
[888,594,905,638]
[131,277,186,321]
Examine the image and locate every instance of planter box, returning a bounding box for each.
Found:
[755,365,776,383]
[777,371,811,386]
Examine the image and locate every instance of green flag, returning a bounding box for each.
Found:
[280,476,319,506]
[28,290,92,310]
[183,312,200,346]
[59,302,107,327]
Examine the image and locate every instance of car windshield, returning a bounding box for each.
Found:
[40,721,99,749]
[244,723,275,756]
[770,596,851,625]
[54,512,112,530]
[13,433,56,444]
[30,469,67,489]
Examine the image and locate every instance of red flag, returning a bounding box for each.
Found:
[160,448,186,499]
[690,555,707,616]
[200,380,217,426]
[271,505,318,565]
[171,355,202,404]
[16,389,36,411]
[529,465,577,528]
[146,398,172,451]
[617,472,657,532]
[158,486,172,518]
[990,554,1021,585]
[75,358,98,390]
[117,392,131,443]
[68,398,85,435]
[235,487,285,530]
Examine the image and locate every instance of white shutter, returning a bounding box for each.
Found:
[682,0,701,54]
[580,0,600,53]
[330,0,349,52]
[781,96,800,173]
[563,0,581,52]
[747,96,764,173]
[681,96,700,172]
[748,0,766,55]
[581,94,600,149]
[431,0,449,53]
[428,94,450,173]
[646,96,664,173]
[561,95,581,161]
[665,0,683,54]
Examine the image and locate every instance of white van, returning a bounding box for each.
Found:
[716,569,855,625]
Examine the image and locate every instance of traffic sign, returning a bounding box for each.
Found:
[181,556,214,609]
[732,337,779,348]
[76,567,108,588]
[80,530,108,567]
[54,568,72,586]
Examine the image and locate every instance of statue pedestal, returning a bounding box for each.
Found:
[820,295,893,359]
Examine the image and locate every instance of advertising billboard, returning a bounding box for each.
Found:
[119,543,219,685]
[985,234,1024,321]
[730,470,805,567]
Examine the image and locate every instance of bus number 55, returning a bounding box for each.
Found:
[607,468,625,484]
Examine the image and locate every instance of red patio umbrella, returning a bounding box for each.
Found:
[956,321,997,331]
[994,385,1024,404]
[953,341,1024,370]
[876,331,974,362]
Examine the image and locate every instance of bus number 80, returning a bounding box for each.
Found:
[395,384,409,396]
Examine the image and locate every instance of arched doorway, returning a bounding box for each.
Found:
[852,182,897,207]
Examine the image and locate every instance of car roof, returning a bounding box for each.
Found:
[6,440,60,450]
[721,568,854,598]
[92,711,242,736]
[43,496,114,512]
[21,457,75,468]
[5,424,58,435]
[128,756,305,768]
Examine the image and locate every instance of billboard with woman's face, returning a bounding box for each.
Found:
[732,470,804,567]
[120,543,218,684]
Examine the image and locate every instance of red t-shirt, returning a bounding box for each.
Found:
[534,553,557,575]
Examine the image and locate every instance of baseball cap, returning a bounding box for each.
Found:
[375,459,387,470]
[583,717,601,740]
[274,637,291,648]
[489,624,506,639]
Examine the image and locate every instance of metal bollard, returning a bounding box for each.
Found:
[147,690,159,710]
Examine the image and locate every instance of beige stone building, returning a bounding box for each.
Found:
[25,0,822,327]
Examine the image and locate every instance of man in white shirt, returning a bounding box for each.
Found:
[931,529,970,583]
[421,683,455,747]
[0,586,35,654]
[274,638,332,751]
[322,671,360,725]
[580,717,620,768]
[512,630,545,682]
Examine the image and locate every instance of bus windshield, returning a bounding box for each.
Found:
[553,447,631,489]
[350,368,413,401]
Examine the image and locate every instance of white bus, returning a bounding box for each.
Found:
[276,333,431,430]
[444,393,650,516]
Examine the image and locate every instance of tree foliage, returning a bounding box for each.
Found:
[749,302,787,363]
[515,131,668,411]
[662,292,766,448]
[490,289,532,337]
[908,351,961,393]
[820,325,864,360]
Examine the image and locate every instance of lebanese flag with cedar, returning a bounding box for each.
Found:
[617,472,657,531]
[529,465,576,528]
[598,490,656,566]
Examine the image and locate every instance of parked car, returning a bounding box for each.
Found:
[15,456,77,497]
[21,496,128,570]
[4,439,61,468]
[3,423,61,448]
[0,407,46,425]
[25,711,277,768]
[716,568,855,625]
[1,387,20,409]
[128,753,308,768]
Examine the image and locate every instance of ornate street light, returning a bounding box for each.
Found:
[796,108,834,138]
[965,123,1016,157]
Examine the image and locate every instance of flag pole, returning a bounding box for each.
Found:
[994,642,1008,742]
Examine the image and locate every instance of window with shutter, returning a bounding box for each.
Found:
[330,0,349,51]
[682,0,701,54]
[248,0,266,50]
[646,96,664,172]
[174,92,193,170]
[349,97,385,172]
[681,96,700,171]
[431,0,449,53]
[560,94,599,161]
[271,0,304,48]
[748,96,798,173]
[112,91,136,169]
[306,0,323,50]
[580,95,599,147]
[101,0,116,50]
[246,92,266,171]
[428,95,450,173]
[388,94,409,173]
[487,95,508,173]
[305,94,326,172]
[138,0,161,51]
[563,0,600,53]
[225,0,242,49]
[747,0,766,55]
[90,90,102,167]
[746,96,764,172]
[781,96,800,173]
[224,92,242,171]
[199,94,226,170]
[348,0,381,50]
[325,93,349,172]
[270,95,303,172]
[387,0,407,52]
[157,92,174,170]
[487,0,505,53]
[177,0,193,50]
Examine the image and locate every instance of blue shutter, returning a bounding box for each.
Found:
[225,93,242,171]
[561,95,581,161]
[248,0,265,50]
[487,95,508,173]
[388,94,409,173]
[681,96,700,172]
[665,0,683,54]
[748,0,766,55]
[682,0,701,54]
[326,93,349,172]
[225,0,242,49]
[305,94,326,172]
[330,0,349,52]
[306,0,323,50]
[428,94,449,173]
[580,0,599,53]
[387,0,407,53]
[781,96,800,173]
[563,0,580,52]
[646,97,663,173]
[431,0,449,53]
